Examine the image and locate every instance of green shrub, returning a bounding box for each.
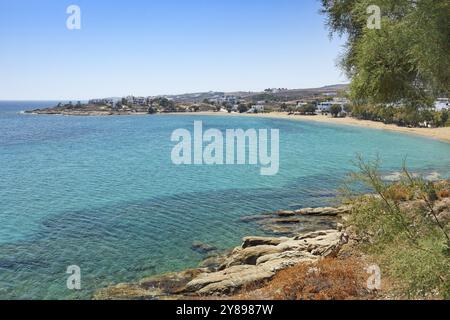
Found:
[346,157,450,298]
[350,105,449,128]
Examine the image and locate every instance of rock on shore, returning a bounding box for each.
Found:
[94,228,348,300]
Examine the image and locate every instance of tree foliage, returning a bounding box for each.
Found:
[321,0,450,107]
[297,104,317,115]
[330,105,343,117]
[349,104,449,127]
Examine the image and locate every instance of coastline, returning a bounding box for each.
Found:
[167,111,450,143]
[25,109,450,143]
[24,110,149,116]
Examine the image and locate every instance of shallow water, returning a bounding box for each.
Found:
[0,101,449,299]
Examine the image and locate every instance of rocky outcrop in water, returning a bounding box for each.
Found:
[276,206,351,217]
[238,205,350,236]
[293,206,351,216]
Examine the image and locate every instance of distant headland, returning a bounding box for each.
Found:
[24,84,350,116]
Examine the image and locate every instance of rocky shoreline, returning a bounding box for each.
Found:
[93,192,450,300]
[25,109,149,116]
[94,206,351,300]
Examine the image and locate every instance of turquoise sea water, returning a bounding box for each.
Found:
[0,101,449,299]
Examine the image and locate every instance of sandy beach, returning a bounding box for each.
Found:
[28,108,450,143]
[170,111,450,143]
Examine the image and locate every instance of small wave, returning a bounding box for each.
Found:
[424,171,441,181]
[383,170,441,182]
[382,172,403,181]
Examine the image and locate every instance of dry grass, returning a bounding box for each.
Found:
[385,184,414,201]
[435,181,450,200]
[437,190,450,200]
[233,258,375,300]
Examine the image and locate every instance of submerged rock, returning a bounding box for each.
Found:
[277,210,296,217]
[238,214,273,223]
[191,241,218,254]
[258,215,337,236]
[239,206,347,236]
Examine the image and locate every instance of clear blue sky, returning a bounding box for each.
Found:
[0,0,347,100]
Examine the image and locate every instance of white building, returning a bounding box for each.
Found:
[317,101,333,112]
[435,98,449,111]
[103,98,114,106]
[248,104,265,113]
[209,95,238,106]
[265,88,288,93]
[225,96,237,104]
[126,96,148,106]
[88,98,114,106]
[88,99,103,105]
[317,98,349,113]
